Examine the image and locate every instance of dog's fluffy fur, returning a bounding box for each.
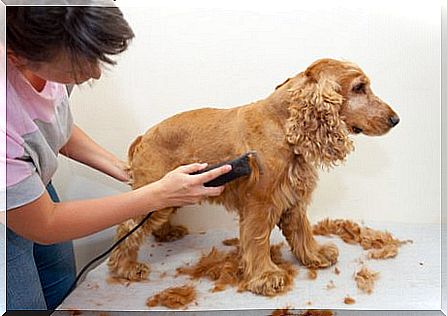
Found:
[108,58,399,296]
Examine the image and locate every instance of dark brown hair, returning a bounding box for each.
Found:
[7,6,134,74]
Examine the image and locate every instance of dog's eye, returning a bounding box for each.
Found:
[352,83,366,94]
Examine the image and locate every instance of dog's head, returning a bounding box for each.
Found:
[282,58,399,167]
[304,59,399,136]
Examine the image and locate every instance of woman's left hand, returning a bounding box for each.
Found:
[112,159,132,184]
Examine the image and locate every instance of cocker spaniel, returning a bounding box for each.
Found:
[108,58,399,296]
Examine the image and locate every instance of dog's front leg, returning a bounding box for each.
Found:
[278,205,338,269]
[239,202,291,296]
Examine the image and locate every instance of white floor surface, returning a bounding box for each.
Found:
[57,221,442,314]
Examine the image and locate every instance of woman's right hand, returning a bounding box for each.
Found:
[149,163,232,210]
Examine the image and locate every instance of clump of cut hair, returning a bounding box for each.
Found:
[176,239,298,295]
[146,284,197,309]
[355,266,379,294]
[312,218,412,259]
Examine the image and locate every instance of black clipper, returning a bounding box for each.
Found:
[191,151,256,187]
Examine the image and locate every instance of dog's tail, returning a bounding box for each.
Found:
[128,135,143,162]
[127,135,145,187]
[127,136,144,187]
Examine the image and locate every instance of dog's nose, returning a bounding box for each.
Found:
[389,115,400,127]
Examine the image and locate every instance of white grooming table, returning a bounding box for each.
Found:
[56,222,441,314]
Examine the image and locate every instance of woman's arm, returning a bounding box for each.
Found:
[60,124,129,182]
[7,163,231,245]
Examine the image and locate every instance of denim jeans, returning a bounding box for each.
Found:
[7,182,76,310]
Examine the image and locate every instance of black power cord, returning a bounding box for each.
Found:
[52,212,153,314]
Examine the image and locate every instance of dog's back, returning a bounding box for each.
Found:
[128,106,247,190]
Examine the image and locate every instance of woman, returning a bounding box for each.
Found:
[5,6,231,310]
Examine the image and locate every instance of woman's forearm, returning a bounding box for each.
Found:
[45,185,161,243]
[60,124,129,182]
[7,163,231,245]
[7,182,164,245]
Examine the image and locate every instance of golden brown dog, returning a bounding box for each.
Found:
[108,58,399,296]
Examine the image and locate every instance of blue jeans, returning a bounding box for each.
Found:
[7,182,76,310]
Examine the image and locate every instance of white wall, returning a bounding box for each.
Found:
[52,1,441,268]
[442,2,447,226]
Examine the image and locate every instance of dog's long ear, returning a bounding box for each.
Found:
[285,72,354,168]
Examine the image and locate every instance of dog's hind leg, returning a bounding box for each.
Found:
[239,202,291,296]
[107,208,173,281]
[278,205,338,269]
[152,209,189,242]
[107,216,150,281]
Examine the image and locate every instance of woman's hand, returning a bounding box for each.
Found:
[111,159,132,183]
[149,163,232,209]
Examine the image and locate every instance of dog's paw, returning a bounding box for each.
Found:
[302,242,339,269]
[244,269,291,296]
[153,224,189,242]
[121,261,150,281]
